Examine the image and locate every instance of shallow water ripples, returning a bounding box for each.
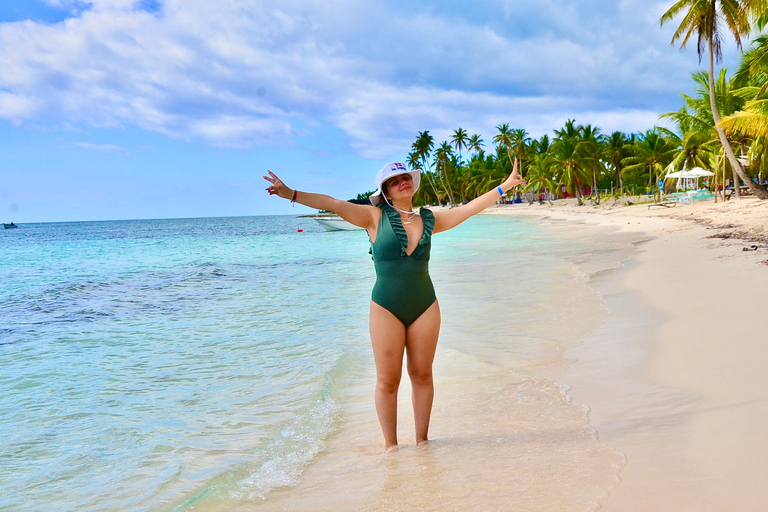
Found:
[0,217,372,512]
[0,214,632,512]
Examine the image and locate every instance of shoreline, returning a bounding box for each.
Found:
[486,197,768,510]
[196,213,637,511]
[172,198,767,511]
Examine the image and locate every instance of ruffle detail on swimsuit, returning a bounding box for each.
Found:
[414,207,435,259]
[381,204,434,259]
[381,205,409,258]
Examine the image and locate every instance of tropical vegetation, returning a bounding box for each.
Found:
[365,1,768,206]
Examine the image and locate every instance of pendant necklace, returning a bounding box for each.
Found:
[400,211,418,225]
[385,196,418,224]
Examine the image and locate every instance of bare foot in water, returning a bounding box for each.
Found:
[382,445,399,454]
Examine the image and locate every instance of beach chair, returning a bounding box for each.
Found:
[648,197,677,209]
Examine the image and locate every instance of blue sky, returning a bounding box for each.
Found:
[0,0,742,222]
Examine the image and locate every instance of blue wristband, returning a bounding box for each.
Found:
[497,186,504,196]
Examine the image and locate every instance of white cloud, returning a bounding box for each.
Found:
[72,141,125,150]
[41,0,140,11]
[0,92,41,118]
[0,0,743,155]
[331,84,666,158]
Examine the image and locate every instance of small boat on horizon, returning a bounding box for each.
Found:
[3,222,18,229]
[311,214,363,231]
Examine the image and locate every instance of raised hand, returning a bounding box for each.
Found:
[263,170,292,199]
[503,158,526,189]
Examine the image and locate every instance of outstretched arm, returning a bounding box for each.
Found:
[433,159,526,234]
[264,170,378,229]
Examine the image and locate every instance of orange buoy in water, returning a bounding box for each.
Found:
[297,229,303,232]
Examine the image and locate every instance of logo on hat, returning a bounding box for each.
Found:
[392,163,406,171]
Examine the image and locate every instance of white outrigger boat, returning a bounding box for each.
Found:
[312,214,363,231]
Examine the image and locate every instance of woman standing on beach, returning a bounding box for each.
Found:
[264,160,525,451]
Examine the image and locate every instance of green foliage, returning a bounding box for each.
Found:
[394,119,680,206]
[361,2,768,203]
[356,190,376,200]
[364,5,768,205]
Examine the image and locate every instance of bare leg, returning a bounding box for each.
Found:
[369,301,407,450]
[405,300,441,445]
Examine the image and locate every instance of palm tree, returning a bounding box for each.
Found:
[411,131,443,206]
[435,141,457,206]
[720,87,768,138]
[407,150,433,205]
[660,103,712,139]
[451,128,469,167]
[663,69,747,194]
[579,124,606,201]
[622,129,678,201]
[555,119,581,139]
[605,131,629,195]
[509,128,531,176]
[523,154,560,203]
[661,0,768,198]
[552,135,587,205]
[721,25,768,186]
[662,127,716,176]
[743,0,768,34]
[493,123,515,167]
[468,134,485,156]
[532,134,552,156]
[719,87,768,186]
[734,33,768,91]
[721,3,768,184]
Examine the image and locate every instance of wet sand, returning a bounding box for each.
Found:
[197,196,768,511]
[490,196,768,510]
[192,215,639,512]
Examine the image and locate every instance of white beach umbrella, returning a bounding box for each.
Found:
[664,167,713,191]
[663,166,687,193]
[680,167,714,178]
[676,167,714,191]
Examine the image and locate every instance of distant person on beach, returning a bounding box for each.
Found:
[264,161,525,452]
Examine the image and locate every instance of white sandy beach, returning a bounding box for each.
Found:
[203,196,768,512]
[487,196,768,510]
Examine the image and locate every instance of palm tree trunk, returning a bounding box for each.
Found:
[428,174,443,206]
[575,180,583,205]
[437,168,455,207]
[708,42,768,199]
[593,169,600,200]
[423,162,443,207]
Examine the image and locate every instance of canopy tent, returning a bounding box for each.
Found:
[663,167,714,190]
[664,167,714,179]
[681,167,714,178]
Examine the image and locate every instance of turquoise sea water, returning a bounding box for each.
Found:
[0,214,622,511]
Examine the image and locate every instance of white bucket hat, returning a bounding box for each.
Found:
[369,162,421,206]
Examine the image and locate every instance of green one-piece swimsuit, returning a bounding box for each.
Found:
[370,204,436,326]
